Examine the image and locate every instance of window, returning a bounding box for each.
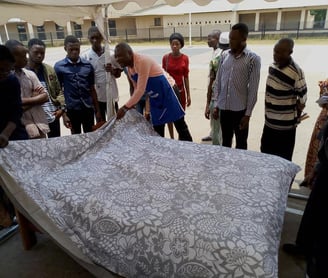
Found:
[17,24,27,41]
[108,19,117,36]
[55,24,65,39]
[36,25,46,40]
[73,22,82,38]
[154,17,161,26]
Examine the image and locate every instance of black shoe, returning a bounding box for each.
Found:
[282,243,305,257]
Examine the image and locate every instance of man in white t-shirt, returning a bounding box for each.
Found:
[81,26,122,121]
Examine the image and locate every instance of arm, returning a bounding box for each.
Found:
[212,65,221,120]
[205,67,216,119]
[0,122,16,148]
[184,76,191,107]
[183,55,191,107]
[90,86,102,122]
[240,54,261,130]
[21,86,48,109]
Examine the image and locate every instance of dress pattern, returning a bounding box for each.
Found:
[0,110,300,277]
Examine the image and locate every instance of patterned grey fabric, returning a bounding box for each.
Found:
[0,110,300,277]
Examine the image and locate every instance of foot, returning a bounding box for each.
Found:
[201,135,212,142]
[282,243,305,257]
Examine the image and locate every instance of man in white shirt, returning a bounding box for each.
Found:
[81,26,122,121]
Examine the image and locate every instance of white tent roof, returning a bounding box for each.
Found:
[129,0,328,16]
[0,0,214,25]
[0,0,282,25]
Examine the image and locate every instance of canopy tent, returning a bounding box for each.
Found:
[0,0,278,116]
[0,0,279,25]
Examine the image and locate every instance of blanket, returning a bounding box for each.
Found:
[0,110,300,278]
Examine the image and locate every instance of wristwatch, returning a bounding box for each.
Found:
[122,105,130,112]
[60,105,67,113]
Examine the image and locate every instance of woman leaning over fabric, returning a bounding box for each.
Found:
[162,33,191,139]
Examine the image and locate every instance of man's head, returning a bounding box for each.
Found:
[114,42,134,67]
[27,38,46,65]
[0,45,15,81]
[207,30,220,49]
[229,23,248,54]
[5,39,27,69]
[87,26,103,51]
[64,35,80,62]
[273,38,294,68]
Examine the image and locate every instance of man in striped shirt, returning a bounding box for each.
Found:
[212,23,261,149]
[260,38,307,161]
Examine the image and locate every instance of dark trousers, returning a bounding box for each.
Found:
[220,109,248,149]
[47,118,61,138]
[260,125,296,161]
[296,166,328,277]
[153,117,192,141]
[67,108,95,134]
[98,101,118,121]
[98,101,107,121]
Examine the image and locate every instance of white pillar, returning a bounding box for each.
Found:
[66,21,72,35]
[231,11,238,25]
[325,9,328,29]
[276,10,282,31]
[255,12,260,31]
[4,24,9,40]
[189,12,192,47]
[27,23,34,39]
[299,9,306,30]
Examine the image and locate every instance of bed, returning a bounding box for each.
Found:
[0,110,300,278]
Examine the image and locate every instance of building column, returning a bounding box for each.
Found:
[299,9,306,29]
[66,21,72,35]
[254,12,260,31]
[325,8,328,29]
[231,11,238,25]
[276,10,282,30]
[27,23,34,39]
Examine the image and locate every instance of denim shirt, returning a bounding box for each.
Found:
[54,57,95,110]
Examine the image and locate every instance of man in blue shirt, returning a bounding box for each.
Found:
[55,35,101,134]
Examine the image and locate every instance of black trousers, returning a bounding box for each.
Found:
[153,117,192,141]
[220,109,248,149]
[47,118,61,138]
[296,165,328,277]
[260,125,296,161]
[98,101,119,121]
[67,107,95,134]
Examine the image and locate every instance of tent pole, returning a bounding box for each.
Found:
[104,4,115,118]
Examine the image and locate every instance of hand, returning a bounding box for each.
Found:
[62,113,72,129]
[186,95,191,107]
[32,86,45,96]
[53,109,64,119]
[0,134,9,148]
[104,63,113,73]
[205,104,210,119]
[239,115,250,130]
[116,106,127,120]
[212,107,219,120]
[144,112,151,122]
[95,111,102,123]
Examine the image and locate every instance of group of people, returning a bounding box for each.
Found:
[0,22,327,276]
[203,23,307,164]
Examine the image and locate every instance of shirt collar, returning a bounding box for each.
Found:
[65,57,81,64]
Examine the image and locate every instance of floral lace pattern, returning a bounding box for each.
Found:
[0,110,300,277]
